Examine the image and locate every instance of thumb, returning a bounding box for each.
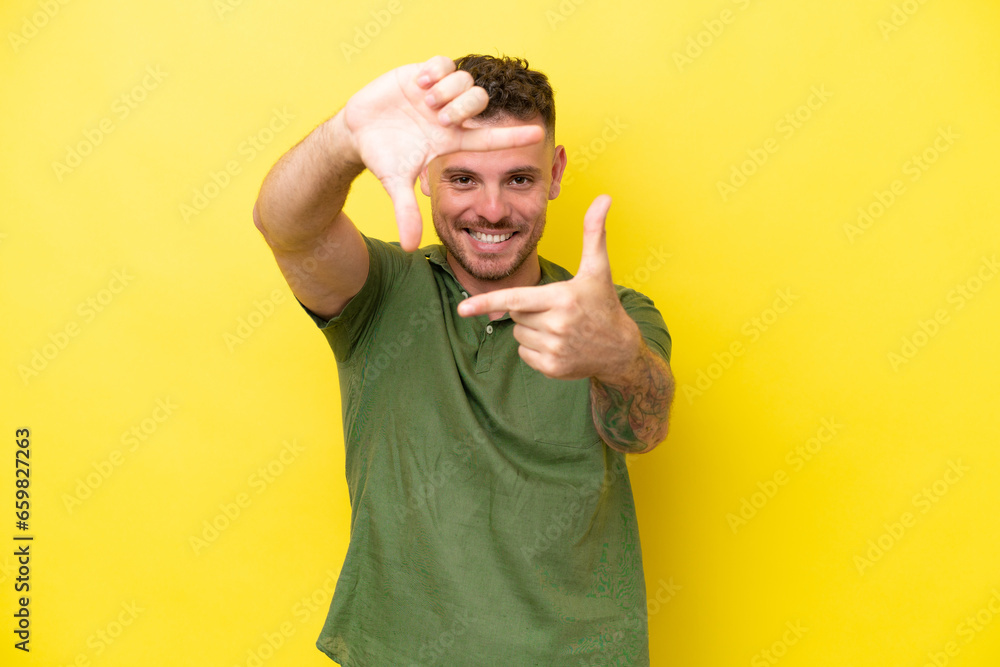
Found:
[577,194,612,278]
[383,177,423,252]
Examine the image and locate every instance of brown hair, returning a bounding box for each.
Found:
[454,54,555,141]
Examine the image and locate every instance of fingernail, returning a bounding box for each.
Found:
[425,93,436,107]
[437,110,451,125]
[417,74,430,86]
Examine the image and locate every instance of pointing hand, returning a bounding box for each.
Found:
[457,195,641,382]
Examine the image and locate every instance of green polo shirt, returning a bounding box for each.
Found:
[302,234,671,667]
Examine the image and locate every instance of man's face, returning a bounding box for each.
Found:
[420,114,566,285]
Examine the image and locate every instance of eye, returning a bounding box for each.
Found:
[452,176,475,186]
[510,175,531,186]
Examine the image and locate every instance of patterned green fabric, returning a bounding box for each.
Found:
[302,234,671,666]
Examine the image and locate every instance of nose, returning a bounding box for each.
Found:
[471,184,510,224]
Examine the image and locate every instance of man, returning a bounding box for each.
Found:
[253,53,674,666]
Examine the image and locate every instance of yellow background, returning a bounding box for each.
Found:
[2,0,999,665]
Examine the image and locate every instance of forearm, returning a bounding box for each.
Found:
[254,109,364,252]
[590,335,675,454]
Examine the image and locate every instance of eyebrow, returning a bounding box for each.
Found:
[441,165,544,179]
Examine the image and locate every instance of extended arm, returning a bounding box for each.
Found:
[254,110,369,321]
[253,55,544,320]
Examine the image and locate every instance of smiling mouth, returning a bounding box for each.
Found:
[467,230,515,244]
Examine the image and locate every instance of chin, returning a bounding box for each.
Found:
[468,263,519,282]
[434,212,545,282]
[457,252,522,281]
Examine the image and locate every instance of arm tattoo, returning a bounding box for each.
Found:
[590,347,674,453]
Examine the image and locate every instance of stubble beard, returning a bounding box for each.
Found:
[433,209,546,282]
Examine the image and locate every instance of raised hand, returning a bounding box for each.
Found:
[342,55,545,251]
[457,195,642,382]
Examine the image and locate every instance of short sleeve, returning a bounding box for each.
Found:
[616,286,672,364]
[297,234,409,362]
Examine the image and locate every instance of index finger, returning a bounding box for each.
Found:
[415,55,456,88]
[457,284,554,317]
[382,176,422,252]
[456,124,545,152]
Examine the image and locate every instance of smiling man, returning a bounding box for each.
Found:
[253,54,674,666]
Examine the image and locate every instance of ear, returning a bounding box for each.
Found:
[548,145,568,200]
[419,166,431,196]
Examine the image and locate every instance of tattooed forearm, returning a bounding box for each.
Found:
[590,345,674,454]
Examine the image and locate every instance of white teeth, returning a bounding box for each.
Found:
[471,231,513,244]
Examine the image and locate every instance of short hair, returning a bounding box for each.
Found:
[454,54,556,142]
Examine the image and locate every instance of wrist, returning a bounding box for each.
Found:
[593,315,644,386]
[323,108,364,173]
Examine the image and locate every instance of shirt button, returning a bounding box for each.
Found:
[462,291,469,298]
[486,325,494,335]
